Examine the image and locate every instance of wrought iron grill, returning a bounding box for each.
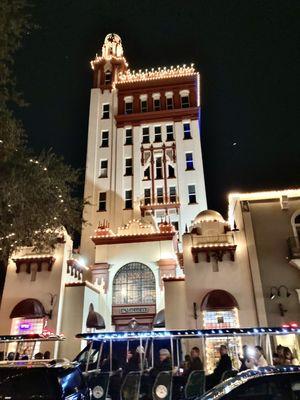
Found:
[112,262,156,305]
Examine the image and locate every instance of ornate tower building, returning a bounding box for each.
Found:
[80,33,207,330]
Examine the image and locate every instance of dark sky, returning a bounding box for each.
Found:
[15,0,300,217]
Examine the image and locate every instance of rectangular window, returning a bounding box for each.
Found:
[183,123,192,139]
[142,127,150,143]
[125,102,133,114]
[124,190,133,209]
[141,100,148,112]
[166,125,174,141]
[98,192,106,211]
[181,95,190,108]
[105,71,112,84]
[125,128,133,145]
[185,152,194,170]
[188,185,197,204]
[125,158,133,176]
[102,104,110,119]
[154,126,162,142]
[144,188,151,205]
[166,97,173,110]
[144,166,150,180]
[172,221,179,231]
[99,159,108,178]
[157,187,164,204]
[153,98,161,111]
[169,186,177,202]
[100,130,109,147]
[156,157,163,179]
[168,165,175,178]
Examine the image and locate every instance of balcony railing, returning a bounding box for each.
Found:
[192,233,235,247]
[287,237,300,259]
[140,196,180,216]
[140,196,180,207]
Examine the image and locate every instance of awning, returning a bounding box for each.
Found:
[86,303,105,329]
[200,290,239,311]
[10,298,46,319]
[153,309,165,328]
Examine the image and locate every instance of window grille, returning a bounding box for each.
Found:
[113,263,156,305]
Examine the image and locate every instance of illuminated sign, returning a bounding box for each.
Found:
[121,307,148,314]
[19,323,31,331]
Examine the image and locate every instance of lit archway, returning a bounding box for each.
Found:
[112,262,156,305]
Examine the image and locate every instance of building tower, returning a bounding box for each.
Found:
[80,33,207,330]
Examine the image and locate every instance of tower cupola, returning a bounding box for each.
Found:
[102,33,124,59]
[91,33,128,89]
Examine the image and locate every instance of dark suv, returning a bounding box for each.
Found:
[0,360,90,399]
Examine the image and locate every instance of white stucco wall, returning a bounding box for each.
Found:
[173,231,259,330]
[58,284,99,360]
[94,239,177,331]
[0,236,73,356]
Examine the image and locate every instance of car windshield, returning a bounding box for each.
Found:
[0,368,59,399]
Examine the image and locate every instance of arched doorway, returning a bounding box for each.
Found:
[112,262,156,331]
[201,290,241,372]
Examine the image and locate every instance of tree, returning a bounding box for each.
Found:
[0,1,83,300]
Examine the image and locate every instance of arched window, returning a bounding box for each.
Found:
[113,262,156,305]
[291,210,300,239]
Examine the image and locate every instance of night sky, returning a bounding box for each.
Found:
[14,0,299,218]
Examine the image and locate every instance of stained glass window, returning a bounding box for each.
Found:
[203,309,241,373]
[113,263,156,305]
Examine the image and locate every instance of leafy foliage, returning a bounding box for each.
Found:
[0,1,83,289]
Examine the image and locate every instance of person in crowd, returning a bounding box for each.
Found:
[123,347,144,375]
[182,354,191,372]
[44,351,51,359]
[245,346,268,369]
[7,352,15,361]
[282,347,299,365]
[21,355,29,360]
[206,345,232,389]
[214,345,232,382]
[34,352,44,360]
[276,345,284,364]
[183,347,203,378]
[150,348,172,378]
[239,345,249,371]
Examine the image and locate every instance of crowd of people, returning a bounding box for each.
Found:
[273,344,299,366]
[0,350,51,361]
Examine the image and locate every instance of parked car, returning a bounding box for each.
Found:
[199,365,300,400]
[0,359,91,399]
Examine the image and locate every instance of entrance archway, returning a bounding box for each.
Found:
[201,290,241,372]
[112,262,156,330]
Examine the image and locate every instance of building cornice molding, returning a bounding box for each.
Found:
[115,107,199,128]
[91,231,176,245]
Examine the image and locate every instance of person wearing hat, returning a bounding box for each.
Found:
[150,348,172,378]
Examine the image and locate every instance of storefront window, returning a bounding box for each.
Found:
[10,317,45,355]
[203,308,241,372]
[112,262,156,305]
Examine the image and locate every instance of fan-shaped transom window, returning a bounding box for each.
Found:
[113,262,156,305]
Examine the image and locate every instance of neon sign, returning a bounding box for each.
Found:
[19,322,31,331]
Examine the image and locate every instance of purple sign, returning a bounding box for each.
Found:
[19,322,31,331]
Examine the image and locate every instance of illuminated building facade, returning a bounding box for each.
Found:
[80,33,207,331]
[164,190,300,371]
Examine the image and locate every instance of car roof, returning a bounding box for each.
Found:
[200,365,300,399]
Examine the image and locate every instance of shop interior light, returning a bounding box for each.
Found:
[270,287,278,300]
